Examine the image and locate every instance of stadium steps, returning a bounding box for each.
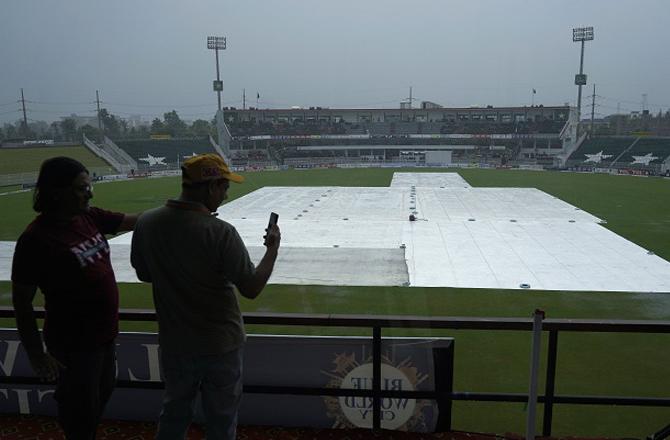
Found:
[82,134,126,173]
[104,136,137,170]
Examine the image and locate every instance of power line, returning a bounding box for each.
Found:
[27,100,93,106]
[595,103,640,113]
[596,94,669,110]
[19,109,96,115]
[102,101,215,108]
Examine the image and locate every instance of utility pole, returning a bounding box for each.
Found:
[616,102,622,135]
[96,90,103,143]
[20,88,28,138]
[409,86,413,109]
[243,88,246,110]
[641,93,649,130]
[590,84,596,135]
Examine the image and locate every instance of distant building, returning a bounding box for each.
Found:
[420,101,442,109]
[126,114,150,129]
[60,114,97,129]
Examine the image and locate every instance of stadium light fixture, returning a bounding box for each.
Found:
[207,36,227,111]
[207,36,227,50]
[572,27,594,42]
[572,26,594,136]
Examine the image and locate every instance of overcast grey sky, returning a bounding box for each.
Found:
[1,0,669,124]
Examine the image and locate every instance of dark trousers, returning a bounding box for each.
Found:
[51,341,117,440]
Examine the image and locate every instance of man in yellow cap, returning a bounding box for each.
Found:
[130,153,280,439]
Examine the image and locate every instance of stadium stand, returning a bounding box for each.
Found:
[616,137,670,165]
[220,107,570,169]
[114,137,218,170]
[563,135,670,174]
[230,149,274,168]
[566,137,637,164]
[228,120,565,139]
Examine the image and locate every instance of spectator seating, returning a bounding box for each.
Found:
[567,137,636,163]
[616,137,670,165]
[114,137,217,170]
[227,120,565,138]
[231,149,271,167]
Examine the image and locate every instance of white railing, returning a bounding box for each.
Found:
[82,134,125,173]
[209,134,230,164]
[104,137,137,170]
[556,132,587,167]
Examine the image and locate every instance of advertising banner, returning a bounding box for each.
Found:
[0,330,453,432]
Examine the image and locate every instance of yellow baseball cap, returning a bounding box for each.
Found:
[181,154,244,184]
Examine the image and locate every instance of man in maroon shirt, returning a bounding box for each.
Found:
[12,157,138,439]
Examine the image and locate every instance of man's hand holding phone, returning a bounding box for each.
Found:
[264,212,281,250]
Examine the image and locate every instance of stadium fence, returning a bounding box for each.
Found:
[0,307,668,436]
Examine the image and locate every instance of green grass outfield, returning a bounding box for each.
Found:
[1,168,669,437]
[0,146,113,176]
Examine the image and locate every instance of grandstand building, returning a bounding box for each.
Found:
[87,104,669,175]
[223,105,570,125]
[220,105,574,169]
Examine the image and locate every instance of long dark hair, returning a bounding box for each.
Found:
[33,157,88,213]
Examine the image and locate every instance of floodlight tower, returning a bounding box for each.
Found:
[572,26,594,135]
[207,36,227,111]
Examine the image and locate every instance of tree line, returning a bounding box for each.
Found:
[0,110,218,143]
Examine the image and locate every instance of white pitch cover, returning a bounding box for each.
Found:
[2,172,669,292]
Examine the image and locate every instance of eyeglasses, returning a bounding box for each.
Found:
[72,184,93,193]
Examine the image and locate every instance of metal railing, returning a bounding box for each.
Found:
[1,306,669,435]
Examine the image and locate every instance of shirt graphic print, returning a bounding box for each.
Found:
[70,232,110,268]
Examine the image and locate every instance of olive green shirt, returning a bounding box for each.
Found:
[130,200,255,355]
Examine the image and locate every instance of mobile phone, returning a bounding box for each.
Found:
[267,212,279,229]
[264,212,279,245]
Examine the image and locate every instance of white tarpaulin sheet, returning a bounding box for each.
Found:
[390,172,470,188]
[2,172,670,292]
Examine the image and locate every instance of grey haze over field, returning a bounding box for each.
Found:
[1,0,669,124]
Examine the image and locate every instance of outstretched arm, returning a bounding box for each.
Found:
[118,213,140,232]
[236,224,281,299]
